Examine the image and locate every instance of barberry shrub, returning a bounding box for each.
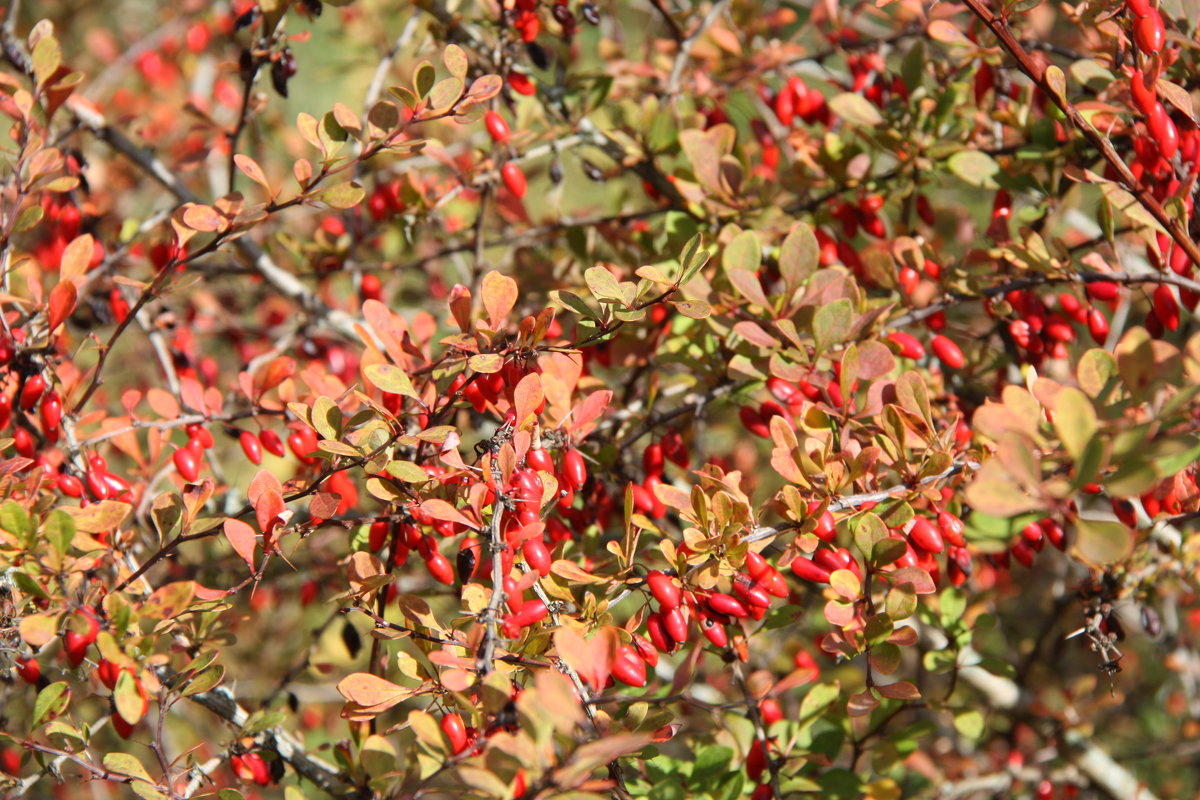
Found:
[0,0,1198,798]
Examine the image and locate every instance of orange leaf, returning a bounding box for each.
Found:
[58,233,94,281]
[419,498,478,530]
[255,356,294,397]
[247,469,283,507]
[234,153,272,194]
[336,672,415,713]
[179,376,206,414]
[223,518,257,569]
[481,270,517,329]
[554,626,600,689]
[566,390,611,435]
[46,280,76,333]
[146,388,181,420]
[512,372,543,428]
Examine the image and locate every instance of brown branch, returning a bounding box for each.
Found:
[743,459,980,545]
[475,455,508,675]
[959,0,1200,271]
[732,660,783,799]
[153,665,351,795]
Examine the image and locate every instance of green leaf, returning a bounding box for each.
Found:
[722,230,761,274]
[1073,518,1133,567]
[778,223,818,291]
[320,182,365,210]
[953,709,985,740]
[182,665,225,697]
[947,150,1001,187]
[678,234,710,285]
[870,642,901,675]
[940,587,966,627]
[428,76,465,112]
[797,682,839,730]
[690,746,733,782]
[852,512,887,558]
[829,92,883,127]
[43,509,74,557]
[885,583,917,620]
[1,500,33,544]
[813,299,852,354]
[102,752,153,783]
[549,289,597,319]
[364,363,419,401]
[1054,387,1096,461]
[33,681,71,728]
[585,266,624,303]
[412,60,436,99]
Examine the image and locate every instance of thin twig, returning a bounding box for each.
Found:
[666,0,730,98]
[960,0,1200,270]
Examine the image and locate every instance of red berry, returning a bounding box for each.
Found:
[907,516,945,553]
[501,163,527,198]
[368,520,390,552]
[360,274,383,302]
[646,612,676,653]
[425,550,455,585]
[97,658,122,690]
[526,446,555,473]
[16,656,40,684]
[39,392,62,431]
[259,429,286,457]
[931,335,965,369]
[522,538,552,576]
[646,570,681,609]
[1086,281,1119,302]
[239,431,263,464]
[1133,11,1165,54]
[698,610,728,647]
[937,511,966,548]
[112,714,135,739]
[57,473,84,497]
[1153,284,1180,331]
[662,606,688,643]
[288,428,318,463]
[760,698,783,726]
[508,71,535,96]
[20,374,46,411]
[1129,69,1157,116]
[612,645,647,687]
[632,634,659,666]
[63,631,90,667]
[173,447,200,482]
[441,713,469,754]
[708,592,750,618]
[560,448,587,491]
[790,556,831,584]
[1087,308,1110,344]
[484,110,511,144]
[887,331,925,359]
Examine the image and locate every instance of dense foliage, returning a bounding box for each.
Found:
[1,0,1200,798]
